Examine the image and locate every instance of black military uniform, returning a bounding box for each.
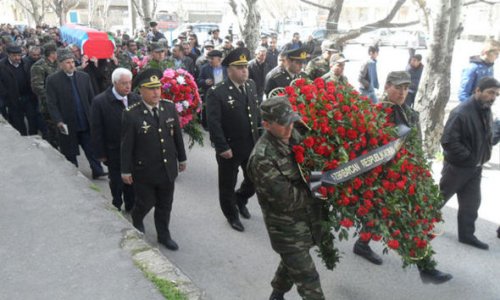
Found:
[121,69,187,250]
[264,48,308,97]
[206,48,260,232]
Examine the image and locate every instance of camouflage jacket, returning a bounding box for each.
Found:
[31,58,58,110]
[248,129,323,253]
[143,59,174,72]
[116,51,136,71]
[305,55,329,80]
[321,72,349,86]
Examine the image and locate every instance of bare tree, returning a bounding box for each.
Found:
[130,0,158,30]
[49,0,80,25]
[14,0,47,26]
[229,0,261,56]
[88,0,112,29]
[414,0,463,156]
[299,0,419,47]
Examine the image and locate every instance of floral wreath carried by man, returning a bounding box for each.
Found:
[280,77,444,270]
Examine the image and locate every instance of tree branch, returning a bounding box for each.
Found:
[298,0,331,10]
[464,0,500,5]
[14,0,35,15]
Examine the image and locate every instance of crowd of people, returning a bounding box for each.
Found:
[0,21,500,300]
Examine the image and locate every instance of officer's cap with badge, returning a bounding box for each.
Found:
[261,96,301,126]
[385,71,411,86]
[222,48,251,67]
[133,69,163,90]
[283,47,308,62]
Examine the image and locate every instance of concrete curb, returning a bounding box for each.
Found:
[120,229,206,300]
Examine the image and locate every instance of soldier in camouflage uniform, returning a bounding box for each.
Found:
[305,40,338,80]
[30,43,59,148]
[321,53,350,86]
[143,43,173,72]
[265,48,309,97]
[247,96,329,300]
[354,71,452,284]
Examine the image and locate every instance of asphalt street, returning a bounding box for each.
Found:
[76,41,500,299]
[81,133,500,300]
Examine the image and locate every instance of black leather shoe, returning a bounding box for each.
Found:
[419,268,453,284]
[353,240,383,265]
[269,290,285,300]
[92,172,108,179]
[238,205,251,219]
[459,237,489,250]
[158,237,179,251]
[228,219,244,232]
[133,221,145,233]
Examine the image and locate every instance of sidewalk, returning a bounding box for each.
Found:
[0,120,202,300]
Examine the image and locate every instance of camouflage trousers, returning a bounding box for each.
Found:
[271,250,325,300]
[40,109,59,149]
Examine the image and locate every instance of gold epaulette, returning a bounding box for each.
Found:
[126,102,141,111]
[161,99,174,104]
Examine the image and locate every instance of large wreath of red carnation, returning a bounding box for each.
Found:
[284,77,443,270]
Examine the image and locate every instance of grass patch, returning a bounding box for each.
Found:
[89,183,101,192]
[135,262,188,300]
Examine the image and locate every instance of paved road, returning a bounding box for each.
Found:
[77,42,500,299]
[81,129,500,300]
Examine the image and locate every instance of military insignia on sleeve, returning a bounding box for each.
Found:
[141,121,151,133]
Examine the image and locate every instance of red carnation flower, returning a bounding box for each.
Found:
[388,239,400,249]
[339,218,354,228]
[359,232,372,242]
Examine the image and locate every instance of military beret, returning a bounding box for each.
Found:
[57,47,75,62]
[222,47,250,67]
[133,68,163,89]
[385,71,411,86]
[6,45,22,54]
[261,96,301,126]
[283,47,307,61]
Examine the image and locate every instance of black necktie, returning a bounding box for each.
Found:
[152,107,159,125]
[239,85,246,96]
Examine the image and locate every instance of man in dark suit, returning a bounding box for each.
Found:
[206,48,260,232]
[121,69,187,251]
[46,47,106,179]
[198,50,227,130]
[90,68,141,212]
[248,46,270,103]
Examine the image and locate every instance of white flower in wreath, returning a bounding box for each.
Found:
[182,100,190,109]
[176,75,186,85]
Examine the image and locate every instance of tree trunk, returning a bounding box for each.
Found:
[414,0,463,157]
[325,0,344,33]
[229,0,261,57]
[141,0,152,29]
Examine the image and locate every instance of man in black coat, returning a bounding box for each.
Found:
[91,68,141,212]
[248,46,270,104]
[440,77,500,250]
[121,69,187,251]
[206,48,260,232]
[0,45,37,135]
[46,47,106,179]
